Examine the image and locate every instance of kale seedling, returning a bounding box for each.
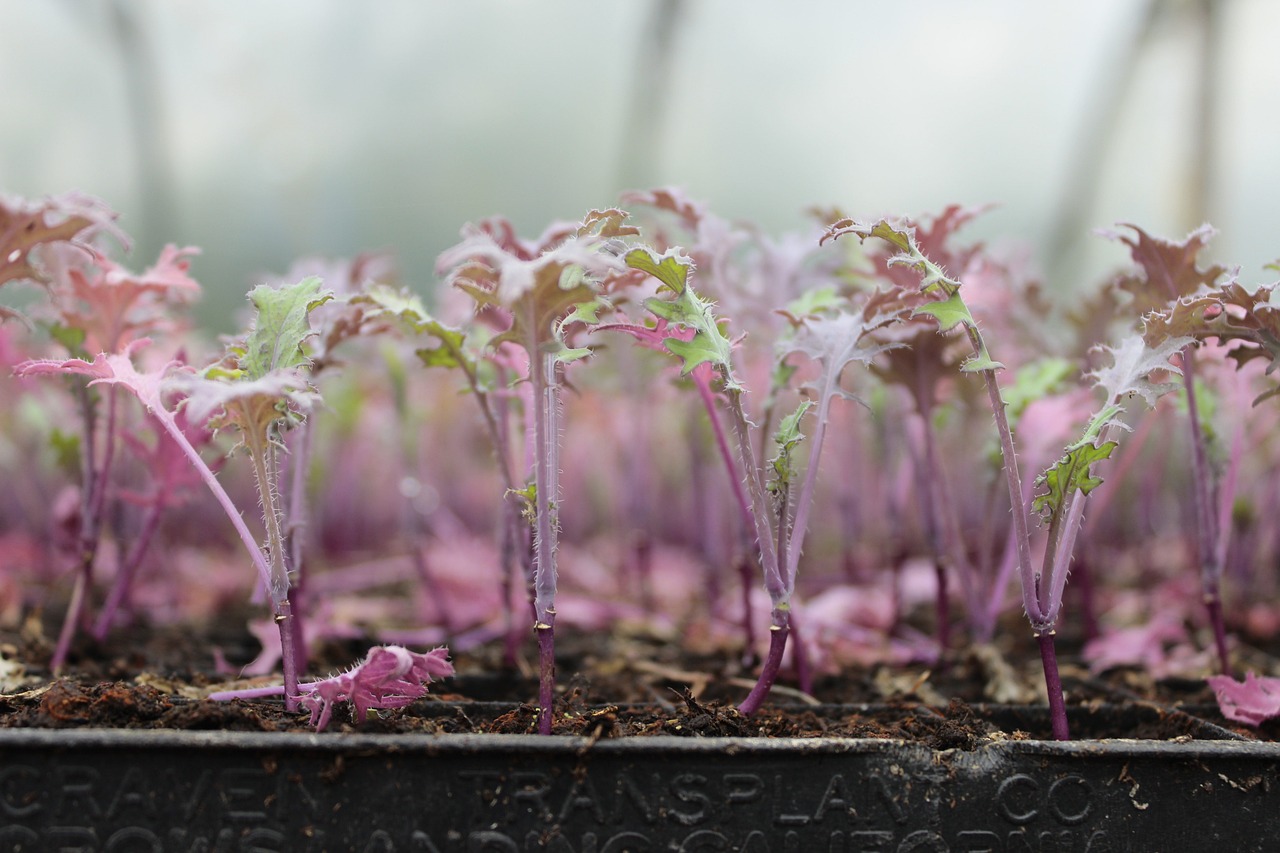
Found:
[1103,224,1236,673]
[824,218,1189,739]
[622,245,895,714]
[438,211,628,734]
[21,278,335,705]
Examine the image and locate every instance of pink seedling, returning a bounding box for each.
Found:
[210,645,454,732]
[438,211,631,734]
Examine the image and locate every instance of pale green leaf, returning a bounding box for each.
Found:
[242,276,333,379]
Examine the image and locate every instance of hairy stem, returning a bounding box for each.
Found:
[967,330,1038,626]
[781,390,831,591]
[245,422,300,710]
[531,345,561,735]
[245,424,289,607]
[724,389,783,611]
[904,405,959,655]
[277,596,299,712]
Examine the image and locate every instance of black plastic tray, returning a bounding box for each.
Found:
[0,703,1275,852]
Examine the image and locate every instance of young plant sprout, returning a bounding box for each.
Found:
[622,246,896,714]
[1104,225,1236,674]
[437,211,630,734]
[822,218,1191,740]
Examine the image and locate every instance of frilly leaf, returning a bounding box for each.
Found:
[442,222,622,363]
[1032,439,1118,522]
[1088,334,1191,408]
[822,218,962,296]
[0,191,125,289]
[767,399,812,497]
[625,246,692,294]
[627,246,738,387]
[242,277,333,379]
[1103,223,1227,309]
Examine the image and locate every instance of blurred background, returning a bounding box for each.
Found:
[2,0,1274,332]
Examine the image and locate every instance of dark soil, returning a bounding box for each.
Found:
[0,610,1267,744]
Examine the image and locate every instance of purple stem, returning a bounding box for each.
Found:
[278,596,299,711]
[1180,346,1230,673]
[92,497,165,641]
[693,373,754,534]
[630,534,656,614]
[724,390,783,610]
[50,571,88,674]
[284,420,315,676]
[968,341,1039,627]
[1037,631,1070,741]
[53,385,122,671]
[1204,596,1231,675]
[904,406,961,655]
[738,623,789,716]
[536,622,556,735]
[1207,413,1246,674]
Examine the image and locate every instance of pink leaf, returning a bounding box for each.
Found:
[1207,672,1280,726]
[296,645,454,731]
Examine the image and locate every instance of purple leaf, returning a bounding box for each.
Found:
[1206,672,1280,726]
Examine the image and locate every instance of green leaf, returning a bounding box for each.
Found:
[959,343,1005,374]
[1033,440,1118,522]
[352,282,432,325]
[561,296,609,328]
[663,332,732,376]
[912,291,974,333]
[624,247,691,294]
[630,247,738,387]
[555,345,593,363]
[415,345,464,370]
[242,276,333,379]
[768,400,813,495]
